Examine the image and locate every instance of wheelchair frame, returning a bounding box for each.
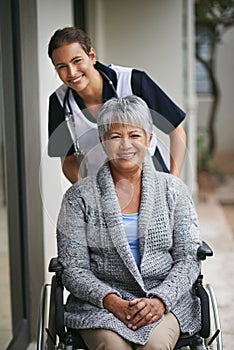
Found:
[37,241,223,350]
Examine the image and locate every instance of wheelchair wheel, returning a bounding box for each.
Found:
[37,277,58,350]
[37,282,51,350]
[205,284,223,350]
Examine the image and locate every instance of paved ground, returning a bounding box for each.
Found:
[196,176,234,350]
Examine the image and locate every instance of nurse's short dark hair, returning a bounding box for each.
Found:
[48,26,92,61]
[97,96,153,139]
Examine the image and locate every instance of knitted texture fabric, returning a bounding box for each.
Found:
[57,160,202,345]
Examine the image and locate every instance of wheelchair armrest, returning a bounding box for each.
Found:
[49,257,64,273]
[197,241,213,260]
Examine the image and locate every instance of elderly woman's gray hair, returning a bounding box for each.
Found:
[97,95,153,139]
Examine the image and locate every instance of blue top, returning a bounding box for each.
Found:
[122,213,140,267]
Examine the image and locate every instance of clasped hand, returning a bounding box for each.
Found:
[103,294,165,330]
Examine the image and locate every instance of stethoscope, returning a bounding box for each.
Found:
[63,70,118,157]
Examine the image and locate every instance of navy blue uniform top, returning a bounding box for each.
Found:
[48,62,185,171]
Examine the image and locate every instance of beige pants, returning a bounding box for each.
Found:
[78,312,180,350]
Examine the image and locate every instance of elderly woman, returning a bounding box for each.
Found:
[57,95,201,350]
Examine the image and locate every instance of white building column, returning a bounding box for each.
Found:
[37,0,73,281]
[184,0,198,195]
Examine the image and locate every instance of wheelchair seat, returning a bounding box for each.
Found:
[37,241,223,350]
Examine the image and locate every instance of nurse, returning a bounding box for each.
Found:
[48,26,186,183]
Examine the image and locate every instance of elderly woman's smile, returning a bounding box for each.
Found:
[117,152,136,160]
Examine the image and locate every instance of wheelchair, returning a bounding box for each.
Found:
[37,241,223,350]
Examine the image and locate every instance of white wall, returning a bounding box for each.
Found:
[87,0,184,107]
[216,27,234,152]
[37,0,73,281]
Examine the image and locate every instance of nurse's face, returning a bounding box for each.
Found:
[52,42,97,93]
[102,123,151,174]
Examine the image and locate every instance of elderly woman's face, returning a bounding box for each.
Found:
[102,123,151,171]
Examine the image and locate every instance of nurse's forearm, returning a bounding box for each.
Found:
[61,155,82,184]
[169,124,186,176]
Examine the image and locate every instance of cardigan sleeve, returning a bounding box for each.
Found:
[56,189,122,308]
[146,177,201,312]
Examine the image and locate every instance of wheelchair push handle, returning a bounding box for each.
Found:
[197,241,213,260]
[49,257,63,273]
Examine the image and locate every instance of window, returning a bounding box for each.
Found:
[195,26,213,95]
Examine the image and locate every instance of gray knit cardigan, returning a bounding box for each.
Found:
[57,160,202,345]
